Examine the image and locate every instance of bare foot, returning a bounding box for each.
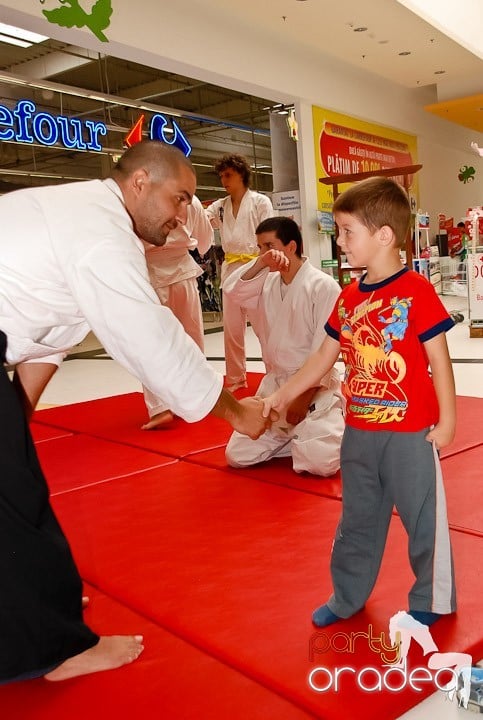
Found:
[82,596,89,609]
[44,635,144,682]
[141,410,174,430]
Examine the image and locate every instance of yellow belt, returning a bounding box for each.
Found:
[224,253,258,264]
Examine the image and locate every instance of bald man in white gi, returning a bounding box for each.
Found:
[142,194,213,428]
[206,153,273,392]
[0,141,270,686]
[224,217,344,476]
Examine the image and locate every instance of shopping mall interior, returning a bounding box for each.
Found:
[0,1,482,718]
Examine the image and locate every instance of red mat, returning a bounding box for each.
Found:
[50,462,483,719]
[186,444,483,534]
[35,434,177,495]
[442,444,483,535]
[441,395,483,458]
[34,392,231,458]
[185,448,343,499]
[31,422,72,444]
[0,585,313,720]
[33,383,483,463]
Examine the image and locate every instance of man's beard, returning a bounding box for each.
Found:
[136,225,169,247]
[147,230,169,247]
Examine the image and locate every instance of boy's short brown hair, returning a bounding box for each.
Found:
[333,177,411,248]
[214,153,251,187]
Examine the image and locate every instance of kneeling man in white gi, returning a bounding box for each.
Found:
[223,216,344,476]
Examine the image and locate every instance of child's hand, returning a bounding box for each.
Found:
[262,390,287,419]
[426,423,455,450]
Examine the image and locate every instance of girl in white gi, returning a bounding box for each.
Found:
[224,217,345,476]
[142,195,213,429]
[206,154,273,392]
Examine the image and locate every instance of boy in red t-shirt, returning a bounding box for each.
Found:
[262,177,456,628]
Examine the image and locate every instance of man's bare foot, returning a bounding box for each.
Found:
[141,410,174,430]
[44,635,144,682]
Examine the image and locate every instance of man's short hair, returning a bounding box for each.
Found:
[333,177,411,248]
[213,153,251,187]
[256,216,303,257]
[113,140,194,183]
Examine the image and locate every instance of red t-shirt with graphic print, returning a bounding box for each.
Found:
[325,267,454,432]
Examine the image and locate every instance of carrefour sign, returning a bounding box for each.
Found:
[0,99,191,156]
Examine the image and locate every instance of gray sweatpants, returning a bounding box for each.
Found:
[327,426,456,618]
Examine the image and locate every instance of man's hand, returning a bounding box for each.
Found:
[260,249,290,273]
[233,396,275,439]
[210,389,276,439]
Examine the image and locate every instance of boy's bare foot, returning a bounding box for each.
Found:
[44,635,144,682]
[141,410,174,430]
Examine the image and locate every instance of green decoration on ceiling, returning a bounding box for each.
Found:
[40,0,112,43]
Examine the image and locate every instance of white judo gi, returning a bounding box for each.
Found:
[0,178,222,423]
[0,177,224,682]
[142,195,213,418]
[206,190,273,386]
[223,258,344,476]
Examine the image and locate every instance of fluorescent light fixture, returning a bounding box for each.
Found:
[0,33,31,48]
[0,23,48,44]
[0,73,28,85]
[0,168,88,181]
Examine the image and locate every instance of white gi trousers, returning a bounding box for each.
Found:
[226,372,345,476]
[221,260,259,387]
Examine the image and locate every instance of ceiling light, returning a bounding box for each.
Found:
[353,27,367,32]
[0,22,48,45]
[0,73,28,85]
[399,51,411,56]
[0,33,31,48]
[0,168,88,181]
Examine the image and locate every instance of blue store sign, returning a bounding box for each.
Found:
[0,99,192,156]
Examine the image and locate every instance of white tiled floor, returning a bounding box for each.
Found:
[34,296,482,718]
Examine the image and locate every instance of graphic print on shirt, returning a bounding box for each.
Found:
[338,293,412,425]
[378,296,412,352]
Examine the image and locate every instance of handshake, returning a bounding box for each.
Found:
[226,391,287,440]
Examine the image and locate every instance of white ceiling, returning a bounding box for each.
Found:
[197,0,482,94]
